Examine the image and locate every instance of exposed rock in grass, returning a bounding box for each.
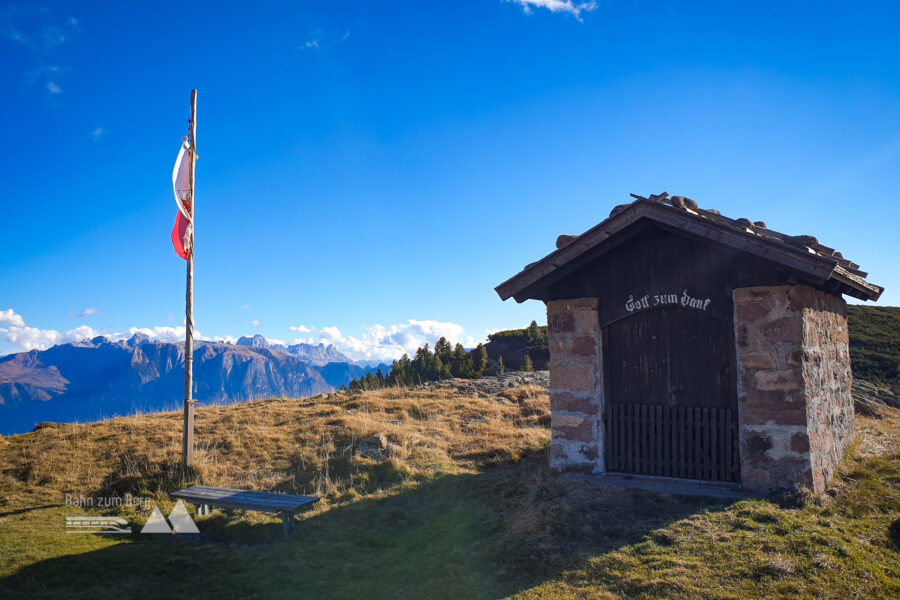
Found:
[418,370,549,397]
[853,379,900,416]
[32,422,60,432]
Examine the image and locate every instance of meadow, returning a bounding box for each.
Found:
[0,383,898,599]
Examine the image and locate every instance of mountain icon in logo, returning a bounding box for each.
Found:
[141,506,172,533]
[140,500,199,534]
[168,500,200,533]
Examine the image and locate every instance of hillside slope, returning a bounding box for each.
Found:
[0,380,897,599]
[848,305,900,385]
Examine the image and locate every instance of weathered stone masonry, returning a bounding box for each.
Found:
[547,298,604,474]
[734,285,853,493]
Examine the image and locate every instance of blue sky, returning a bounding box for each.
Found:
[1,0,898,360]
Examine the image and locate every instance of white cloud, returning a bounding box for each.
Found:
[1,322,100,352]
[251,319,260,328]
[0,309,200,352]
[0,309,26,327]
[91,127,103,141]
[124,326,189,343]
[319,326,342,341]
[290,324,314,333]
[304,319,476,362]
[301,27,349,50]
[507,0,598,20]
[70,307,98,318]
[46,81,61,94]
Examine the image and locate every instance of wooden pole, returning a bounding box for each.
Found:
[182,89,197,470]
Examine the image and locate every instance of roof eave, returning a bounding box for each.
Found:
[495,200,882,303]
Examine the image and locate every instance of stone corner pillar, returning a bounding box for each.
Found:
[546,297,604,475]
[733,285,853,494]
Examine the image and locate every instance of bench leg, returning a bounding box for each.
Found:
[281,511,294,534]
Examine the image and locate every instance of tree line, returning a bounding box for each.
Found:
[344,327,539,392]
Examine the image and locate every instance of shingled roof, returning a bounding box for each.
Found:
[495,193,883,303]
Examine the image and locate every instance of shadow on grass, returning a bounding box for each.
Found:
[0,504,64,518]
[0,453,736,600]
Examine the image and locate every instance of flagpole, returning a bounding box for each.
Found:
[182,88,197,470]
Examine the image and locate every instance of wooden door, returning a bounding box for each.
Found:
[604,306,740,481]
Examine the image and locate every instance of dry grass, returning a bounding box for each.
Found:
[0,385,550,513]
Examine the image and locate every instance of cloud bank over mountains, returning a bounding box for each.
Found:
[0,309,481,362]
[297,320,478,362]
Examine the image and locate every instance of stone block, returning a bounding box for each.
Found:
[757,316,803,345]
[574,310,600,333]
[742,432,773,457]
[548,312,575,333]
[551,413,593,442]
[741,388,792,410]
[564,298,599,311]
[734,288,778,304]
[735,301,773,324]
[550,361,593,392]
[572,336,597,356]
[742,407,807,426]
[790,432,811,453]
[551,391,599,415]
[738,352,776,370]
[754,369,803,392]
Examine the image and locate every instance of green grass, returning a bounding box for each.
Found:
[2,445,899,599]
[1,389,899,599]
[848,305,900,386]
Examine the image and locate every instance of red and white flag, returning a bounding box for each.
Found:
[171,139,193,259]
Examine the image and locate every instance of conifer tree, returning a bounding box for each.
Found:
[451,343,467,377]
[474,343,488,377]
[434,337,452,362]
[498,355,505,375]
[521,353,534,372]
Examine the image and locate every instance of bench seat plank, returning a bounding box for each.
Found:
[172,485,319,514]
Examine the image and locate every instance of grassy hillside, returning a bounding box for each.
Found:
[1,384,899,599]
[486,322,550,370]
[848,305,900,385]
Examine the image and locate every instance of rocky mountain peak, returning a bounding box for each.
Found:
[236,334,269,348]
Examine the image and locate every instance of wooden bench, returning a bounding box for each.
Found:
[171,485,319,534]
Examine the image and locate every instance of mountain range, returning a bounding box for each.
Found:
[0,334,388,436]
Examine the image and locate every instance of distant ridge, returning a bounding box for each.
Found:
[235,335,352,365]
[0,334,386,436]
